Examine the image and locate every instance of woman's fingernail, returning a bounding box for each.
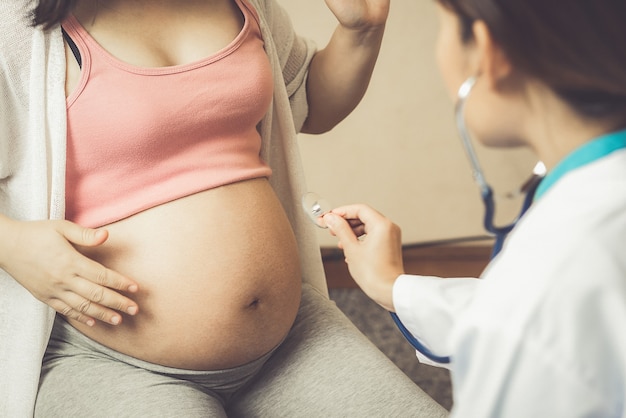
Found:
[128,284,138,292]
[111,316,121,325]
[127,306,138,315]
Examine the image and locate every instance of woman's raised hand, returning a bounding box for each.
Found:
[301,0,390,134]
[323,204,403,311]
[0,217,139,326]
[324,0,390,31]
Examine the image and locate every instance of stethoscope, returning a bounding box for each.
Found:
[453,77,546,259]
[302,76,546,364]
[392,77,545,363]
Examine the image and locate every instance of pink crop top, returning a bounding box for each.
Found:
[62,0,273,228]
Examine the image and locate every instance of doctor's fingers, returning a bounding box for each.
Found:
[323,213,360,247]
[327,217,366,238]
[330,204,393,235]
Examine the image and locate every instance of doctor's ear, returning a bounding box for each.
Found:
[470,20,515,89]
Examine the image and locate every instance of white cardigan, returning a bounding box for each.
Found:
[0,1,327,416]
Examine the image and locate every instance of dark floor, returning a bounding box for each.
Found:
[329,288,453,411]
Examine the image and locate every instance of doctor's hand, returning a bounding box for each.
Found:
[324,0,390,31]
[0,217,139,326]
[323,204,404,312]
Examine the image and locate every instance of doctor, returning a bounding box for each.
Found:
[323,0,626,416]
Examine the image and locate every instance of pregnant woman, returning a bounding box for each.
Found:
[0,0,447,417]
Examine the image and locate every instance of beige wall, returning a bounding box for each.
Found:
[280,1,537,247]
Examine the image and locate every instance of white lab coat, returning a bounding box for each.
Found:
[394,149,626,417]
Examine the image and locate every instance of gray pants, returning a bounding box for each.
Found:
[35,284,447,417]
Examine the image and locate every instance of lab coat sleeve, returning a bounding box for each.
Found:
[392,274,480,368]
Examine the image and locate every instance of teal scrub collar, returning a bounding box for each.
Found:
[534,129,626,200]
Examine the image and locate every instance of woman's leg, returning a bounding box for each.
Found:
[35,317,241,418]
[36,354,227,417]
[227,284,448,418]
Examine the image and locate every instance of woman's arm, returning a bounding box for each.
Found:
[301,0,390,134]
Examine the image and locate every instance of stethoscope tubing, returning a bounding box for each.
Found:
[390,76,544,365]
[390,311,453,364]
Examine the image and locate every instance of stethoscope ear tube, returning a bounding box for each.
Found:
[457,76,544,258]
[455,77,490,196]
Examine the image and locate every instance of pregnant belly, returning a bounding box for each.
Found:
[69,178,302,370]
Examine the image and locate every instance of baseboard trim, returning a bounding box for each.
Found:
[323,243,493,289]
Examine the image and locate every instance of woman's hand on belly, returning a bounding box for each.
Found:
[0,217,139,326]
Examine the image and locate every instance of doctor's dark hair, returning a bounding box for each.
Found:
[32,0,77,29]
[438,0,626,126]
